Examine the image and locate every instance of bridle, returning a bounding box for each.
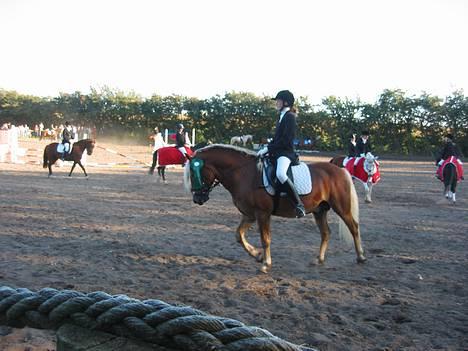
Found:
[192,178,220,196]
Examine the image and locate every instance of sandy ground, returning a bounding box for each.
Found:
[0,138,467,351]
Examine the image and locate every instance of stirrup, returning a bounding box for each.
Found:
[295,205,306,218]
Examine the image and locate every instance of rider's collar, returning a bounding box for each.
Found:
[279,107,290,123]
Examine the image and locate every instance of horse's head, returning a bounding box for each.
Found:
[184,144,255,205]
[86,139,96,155]
[363,152,379,176]
[184,156,218,205]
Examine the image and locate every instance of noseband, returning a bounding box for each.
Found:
[192,179,220,197]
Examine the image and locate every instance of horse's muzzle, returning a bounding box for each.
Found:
[193,192,209,205]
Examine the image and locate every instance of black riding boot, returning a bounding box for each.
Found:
[283,178,306,218]
[60,152,65,161]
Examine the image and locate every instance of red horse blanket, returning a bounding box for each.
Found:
[345,157,381,184]
[436,156,464,181]
[157,146,193,166]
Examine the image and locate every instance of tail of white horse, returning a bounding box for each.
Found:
[338,169,359,247]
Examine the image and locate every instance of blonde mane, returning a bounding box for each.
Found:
[194,143,257,157]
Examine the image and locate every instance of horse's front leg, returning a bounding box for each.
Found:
[236,215,262,262]
[256,212,272,273]
[69,162,77,176]
[76,161,88,177]
[365,179,373,203]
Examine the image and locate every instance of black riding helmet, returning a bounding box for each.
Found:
[176,123,184,130]
[272,90,295,107]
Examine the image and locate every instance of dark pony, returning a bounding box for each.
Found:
[149,142,211,182]
[43,139,96,177]
[184,145,366,273]
[442,163,458,203]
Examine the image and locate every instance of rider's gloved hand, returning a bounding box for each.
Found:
[257,147,268,157]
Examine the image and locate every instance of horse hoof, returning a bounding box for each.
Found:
[365,199,372,203]
[357,256,367,264]
[259,265,270,274]
[316,257,325,265]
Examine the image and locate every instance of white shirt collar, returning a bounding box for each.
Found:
[279,107,290,123]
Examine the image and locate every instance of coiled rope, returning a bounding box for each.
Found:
[0,286,316,351]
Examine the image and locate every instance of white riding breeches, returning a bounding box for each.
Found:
[276,156,291,184]
[178,147,187,156]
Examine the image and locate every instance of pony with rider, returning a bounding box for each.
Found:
[435,133,464,203]
[185,90,366,273]
[43,121,95,177]
[148,123,194,181]
[330,131,381,203]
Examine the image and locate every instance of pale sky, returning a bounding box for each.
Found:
[1,0,467,103]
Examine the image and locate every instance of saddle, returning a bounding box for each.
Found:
[262,157,312,196]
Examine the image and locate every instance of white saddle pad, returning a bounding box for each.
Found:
[263,162,312,196]
[57,143,70,153]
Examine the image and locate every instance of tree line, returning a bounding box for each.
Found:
[1,87,466,156]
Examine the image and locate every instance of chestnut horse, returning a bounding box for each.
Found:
[184,144,366,273]
[43,139,95,177]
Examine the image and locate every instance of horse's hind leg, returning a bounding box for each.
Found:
[236,215,262,262]
[158,167,166,183]
[332,201,366,263]
[451,176,457,203]
[313,210,330,264]
[341,212,366,263]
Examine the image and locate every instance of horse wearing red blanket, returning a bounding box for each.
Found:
[436,156,464,203]
[331,153,380,203]
[149,142,210,182]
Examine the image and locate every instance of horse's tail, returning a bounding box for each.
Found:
[338,169,359,246]
[43,146,48,168]
[444,163,457,190]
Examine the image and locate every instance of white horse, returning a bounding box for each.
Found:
[360,152,380,203]
[230,135,253,147]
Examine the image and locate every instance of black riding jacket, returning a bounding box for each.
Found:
[62,127,72,143]
[356,137,372,155]
[347,142,358,157]
[175,131,186,148]
[267,110,297,161]
[436,141,462,163]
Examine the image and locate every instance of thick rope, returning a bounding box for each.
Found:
[0,286,316,351]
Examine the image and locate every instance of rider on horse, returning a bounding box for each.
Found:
[436,133,464,180]
[342,133,358,167]
[356,130,372,156]
[60,121,74,161]
[175,123,191,163]
[257,90,305,218]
